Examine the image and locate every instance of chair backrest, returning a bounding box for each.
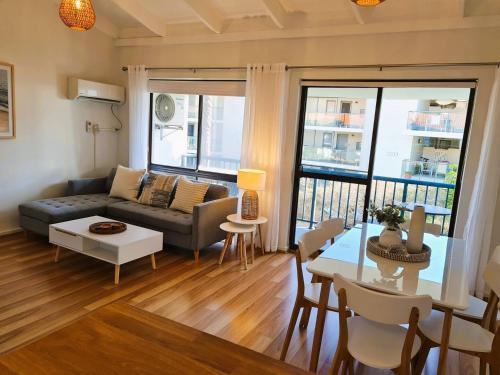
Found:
[333,274,432,324]
[484,245,500,298]
[316,218,345,239]
[297,228,329,263]
[400,221,441,236]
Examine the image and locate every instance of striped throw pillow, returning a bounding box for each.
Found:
[170,178,209,214]
[138,173,178,208]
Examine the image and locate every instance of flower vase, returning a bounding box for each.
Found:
[407,205,425,254]
[379,225,403,249]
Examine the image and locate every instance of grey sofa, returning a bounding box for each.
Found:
[19,169,238,261]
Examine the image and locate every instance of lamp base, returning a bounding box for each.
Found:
[241,190,258,220]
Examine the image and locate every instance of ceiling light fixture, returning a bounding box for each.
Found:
[59,0,96,32]
[351,0,386,7]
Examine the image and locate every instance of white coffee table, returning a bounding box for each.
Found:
[49,216,163,284]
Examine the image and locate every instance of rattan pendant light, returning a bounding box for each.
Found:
[59,0,96,31]
[351,0,385,6]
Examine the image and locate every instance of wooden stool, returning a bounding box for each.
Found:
[219,222,256,270]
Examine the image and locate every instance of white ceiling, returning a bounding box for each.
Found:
[87,0,500,46]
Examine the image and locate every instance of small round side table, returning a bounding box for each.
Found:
[219,222,256,270]
[227,214,268,255]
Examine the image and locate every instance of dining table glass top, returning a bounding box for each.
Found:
[306,223,469,310]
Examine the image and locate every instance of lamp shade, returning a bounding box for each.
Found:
[237,169,266,191]
[59,0,96,32]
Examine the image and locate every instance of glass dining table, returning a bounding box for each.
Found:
[306,222,469,374]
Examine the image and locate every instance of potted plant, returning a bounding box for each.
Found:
[367,204,406,248]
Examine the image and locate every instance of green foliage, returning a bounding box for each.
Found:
[367,204,406,228]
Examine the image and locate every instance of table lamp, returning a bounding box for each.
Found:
[237,169,266,220]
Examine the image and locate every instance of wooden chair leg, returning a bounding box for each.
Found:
[194,249,200,262]
[414,338,432,375]
[330,347,348,375]
[299,304,312,329]
[280,298,302,361]
[479,359,486,375]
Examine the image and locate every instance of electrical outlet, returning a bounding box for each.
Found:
[85,121,92,133]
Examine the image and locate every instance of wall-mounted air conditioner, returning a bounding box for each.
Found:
[68,78,125,104]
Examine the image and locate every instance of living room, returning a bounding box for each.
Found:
[1,0,500,374]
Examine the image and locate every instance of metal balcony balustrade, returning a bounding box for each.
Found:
[305,112,365,129]
[407,111,466,133]
[296,175,455,235]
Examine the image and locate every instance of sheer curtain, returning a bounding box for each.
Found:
[240,63,289,252]
[464,68,500,297]
[127,65,149,169]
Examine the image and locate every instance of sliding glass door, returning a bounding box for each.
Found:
[290,81,475,246]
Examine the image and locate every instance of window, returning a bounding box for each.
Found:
[199,95,245,174]
[149,88,245,183]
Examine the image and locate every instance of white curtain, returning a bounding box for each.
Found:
[240,63,289,252]
[464,68,500,297]
[127,65,149,169]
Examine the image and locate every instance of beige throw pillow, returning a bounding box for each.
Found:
[109,165,145,201]
[138,173,178,208]
[170,178,209,214]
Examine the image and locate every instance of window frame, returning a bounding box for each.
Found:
[148,92,239,183]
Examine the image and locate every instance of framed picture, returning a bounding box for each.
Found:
[0,62,15,139]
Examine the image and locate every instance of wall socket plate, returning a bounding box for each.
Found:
[85,121,93,133]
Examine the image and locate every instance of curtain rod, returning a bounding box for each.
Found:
[121,61,500,72]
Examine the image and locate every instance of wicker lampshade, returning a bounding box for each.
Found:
[59,0,96,32]
[351,0,385,6]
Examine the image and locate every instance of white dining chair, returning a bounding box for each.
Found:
[400,221,441,236]
[416,245,500,375]
[331,274,432,375]
[280,227,340,361]
[316,217,345,245]
[453,246,500,324]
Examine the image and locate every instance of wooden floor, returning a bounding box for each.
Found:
[0,302,309,374]
[0,233,478,374]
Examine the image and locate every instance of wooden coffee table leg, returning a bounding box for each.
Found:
[258,224,264,254]
[114,265,120,285]
[250,231,255,264]
[54,246,60,263]
[150,254,157,270]
[219,232,233,265]
[240,234,248,270]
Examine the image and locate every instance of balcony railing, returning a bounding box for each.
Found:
[181,154,240,172]
[302,146,361,167]
[407,111,466,133]
[296,175,454,235]
[305,112,365,129]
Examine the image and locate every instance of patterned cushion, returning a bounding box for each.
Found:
[138,173,178,208]
[170,177,209,214]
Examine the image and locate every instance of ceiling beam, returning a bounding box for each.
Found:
[349,1,366,24]
[115,15,500,47]
[108,0,166,36]
[181,0,225,34]
[260,0,288,29]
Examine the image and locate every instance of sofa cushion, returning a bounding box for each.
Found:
[205,183,229,202]
[107,201,193,235]
[19,194,123,224]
